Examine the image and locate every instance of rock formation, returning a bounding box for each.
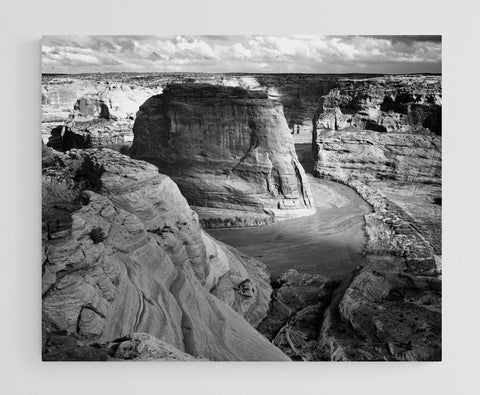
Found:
[73,84,156,121]
[44,80,160,151]
[258,182,442,361]
[42,146,288,361]
[42,79,98,143]
[316,180,441,361]
[257,270,338,360]
[41,72,442,362]
[313,75,442,184]
[315,131,441,184]
[130,83,315,227]
[319,256,441,361]
[46,119,133,152]
[303,75,442,360]
[43,331,203,361]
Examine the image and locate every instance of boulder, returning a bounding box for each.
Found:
[257,269,338,361]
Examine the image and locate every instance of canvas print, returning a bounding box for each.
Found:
[41,35,441,361]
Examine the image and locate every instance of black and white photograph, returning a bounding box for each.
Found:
[4,0,480,391]
[41,35,442,362]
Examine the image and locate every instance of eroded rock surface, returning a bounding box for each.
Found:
[313,75,441,184]
[42,147,288,361]
[320,256,441,361]
[44,80,160,151]
[257,270,338,361]
[313,75,441,135]
[309,76,441,360]
[43,330,202,361]
[130,84,315,227]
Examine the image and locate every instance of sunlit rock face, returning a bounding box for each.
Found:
[315,131,441,184]
[42,147,288,361]
[313,75,441,135]
[73,84,157,122]
[42,79,98,143]
[313,75,442,184]
[130,83,315,228]
[44,81,161,151]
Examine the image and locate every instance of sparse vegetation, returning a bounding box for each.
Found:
[74,156,105,192]
[89,227,106,244]
[102,143,131,155]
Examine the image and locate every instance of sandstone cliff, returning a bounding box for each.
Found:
[130,84,315,227]
[42,147,288,361]
[42,79,98,143]
[306,76,442,360]
[313,75,441,135]
[44,81,160,151]
[313,75,441,184]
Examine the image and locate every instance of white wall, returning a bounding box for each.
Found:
[1,0,478,393]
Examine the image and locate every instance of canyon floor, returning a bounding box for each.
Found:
[208,144,372,280]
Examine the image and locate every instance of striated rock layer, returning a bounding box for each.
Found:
[315,131,441,184]
[312,75,441,184]
[130,84,315,227]
[43,331,204,361]
[42,147,288,361]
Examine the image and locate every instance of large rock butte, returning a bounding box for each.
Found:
[130,83,315,227]
[42,146,288,361]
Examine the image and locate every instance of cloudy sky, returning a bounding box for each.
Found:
[42,35,441,74]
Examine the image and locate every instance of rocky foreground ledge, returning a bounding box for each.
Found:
[256,187,441,361]
[130,84,315,227]
[42,146,289,361]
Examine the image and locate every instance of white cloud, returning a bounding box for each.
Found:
[41,35,441,74]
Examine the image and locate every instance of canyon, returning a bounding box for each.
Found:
[42,72,442,361]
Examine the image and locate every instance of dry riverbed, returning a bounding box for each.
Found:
[207,144,372,280]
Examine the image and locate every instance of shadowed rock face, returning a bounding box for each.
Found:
[130,84,315,227]
[43,331,204,361]
[42,147,288,361]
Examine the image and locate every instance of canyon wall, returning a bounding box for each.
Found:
[44,80,160,150]
[313,75,441,183]
[42,146,288,361]
[312,75,441,255]
[130,83,315,227]
[255,75,442,361]
[311,75,442,361]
